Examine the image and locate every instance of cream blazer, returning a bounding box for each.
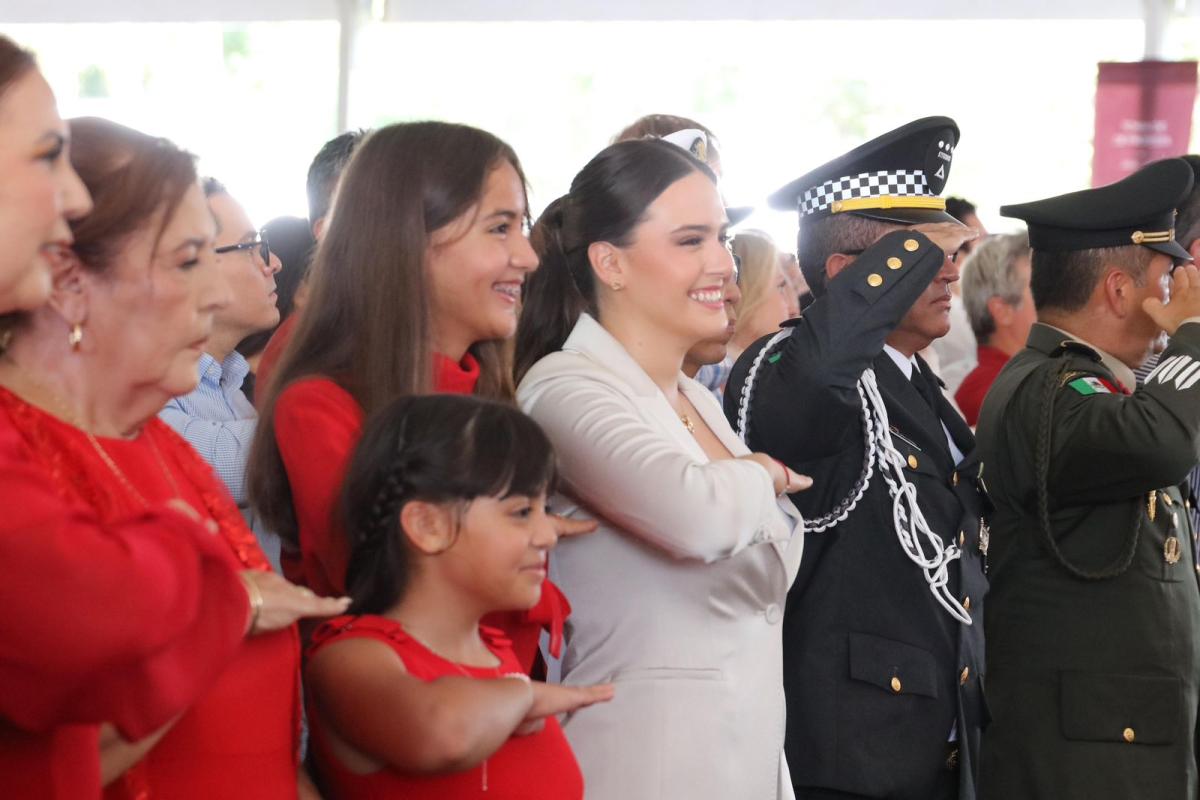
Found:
[518,314,804,800]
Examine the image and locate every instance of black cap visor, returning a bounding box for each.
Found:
[849,207,960,226]
[1146,238,1192,262]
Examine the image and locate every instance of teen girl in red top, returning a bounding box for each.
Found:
[305,394,612,798]
[249,122,586,673]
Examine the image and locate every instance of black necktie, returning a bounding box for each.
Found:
[911,365,939,411]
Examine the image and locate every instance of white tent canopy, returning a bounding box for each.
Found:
[2,0,1185,131]
[0,0,1171,23]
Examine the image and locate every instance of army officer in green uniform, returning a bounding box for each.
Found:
[975,158,1200,799]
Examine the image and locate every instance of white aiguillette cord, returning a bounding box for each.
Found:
[736,330,972,625]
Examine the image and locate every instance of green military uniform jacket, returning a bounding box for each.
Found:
[975,321,1200,800]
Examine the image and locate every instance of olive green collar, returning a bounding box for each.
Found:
[1026,322,1137,391]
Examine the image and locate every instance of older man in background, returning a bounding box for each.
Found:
[954,232,1036,426]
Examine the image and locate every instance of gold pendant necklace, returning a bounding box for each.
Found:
[679,413,695,433]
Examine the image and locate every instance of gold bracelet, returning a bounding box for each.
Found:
[240,573,264,635]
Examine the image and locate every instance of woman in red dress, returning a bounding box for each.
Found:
[0,39,337,799]
[248,122,585,673]
[305,394,612,798]
[0,115,348,799]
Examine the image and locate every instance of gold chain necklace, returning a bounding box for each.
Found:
[7,370,183,508]
[82,426,182,509]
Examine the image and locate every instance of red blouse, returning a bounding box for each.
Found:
[272,353,569,671]
[954,344,1011,427]
[306,615,582,799]
[254,313,298,412]
[83,429,301,799]
[0,387,249,799]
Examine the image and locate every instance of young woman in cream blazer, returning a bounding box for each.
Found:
[515,138,806,800]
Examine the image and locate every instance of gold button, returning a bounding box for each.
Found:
[962,596,971,611]
[1123,727,1136,743]
[1163,491,1174,506]
[904,238,920,252]
[952,472,959,487]
[960,666,970,685]
[867,273,883,287]
[887,256,903,270]
[832,200,844,213]
[907,454,919,469]
[890,676,902,693]
[958,531,965,547]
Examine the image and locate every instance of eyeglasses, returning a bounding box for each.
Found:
[215,229,270,264]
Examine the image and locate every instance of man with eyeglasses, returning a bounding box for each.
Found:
[724,117,987,800]
[160,177,283,568]
[975,158,1200,800]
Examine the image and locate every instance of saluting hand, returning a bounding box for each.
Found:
[910,221,979,261]
[241,570,351,636]
[1143,263,1200,336]
[515,681,615,735]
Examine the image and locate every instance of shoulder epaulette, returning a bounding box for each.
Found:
[1052,339,1102,362]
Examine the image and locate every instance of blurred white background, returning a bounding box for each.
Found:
[7,1,1200,249]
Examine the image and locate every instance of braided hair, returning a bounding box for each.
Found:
[341,394,557,615]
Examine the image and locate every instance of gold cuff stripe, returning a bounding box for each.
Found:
[1131,229,1174,244]
[830,196,948,214]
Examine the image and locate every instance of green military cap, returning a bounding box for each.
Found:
[768,116,960,225]
[1000,158,1194,261]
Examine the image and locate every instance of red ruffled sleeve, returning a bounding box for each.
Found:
[482,579,571,675]
[0,406,248,740]
[273,377,364,597]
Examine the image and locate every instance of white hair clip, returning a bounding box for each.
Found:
[660,128,709,164]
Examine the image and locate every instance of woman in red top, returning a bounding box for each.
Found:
[0,115,348,799]
[0,38,343,800]
[305,394,612,798]
[249,122,584,672]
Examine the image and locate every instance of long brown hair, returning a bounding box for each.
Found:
[248,121,529,545]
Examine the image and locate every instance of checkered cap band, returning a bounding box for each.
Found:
[799,170,930,216]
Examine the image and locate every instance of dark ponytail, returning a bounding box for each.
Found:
[514,138,714,384]
[342,394,557,615]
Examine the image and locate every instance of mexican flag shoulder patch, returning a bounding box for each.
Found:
[1067,376,1115,395]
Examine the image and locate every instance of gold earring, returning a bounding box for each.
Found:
[68,324,83,351]
[610,281,624,291]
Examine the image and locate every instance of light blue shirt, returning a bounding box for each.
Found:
[160,351,281,571]
[161,352,256,502]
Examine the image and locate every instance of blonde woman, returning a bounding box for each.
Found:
[728,230,796,364]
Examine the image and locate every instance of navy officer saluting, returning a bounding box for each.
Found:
[976,158,1200,800]
[724,117,987,799]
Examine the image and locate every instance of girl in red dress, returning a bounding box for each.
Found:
[0,114,347,799]
[305,394,613,798]
[248,122,586,673]
[0,40,343,800]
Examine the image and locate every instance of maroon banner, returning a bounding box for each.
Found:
[1092,60,1197,188]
